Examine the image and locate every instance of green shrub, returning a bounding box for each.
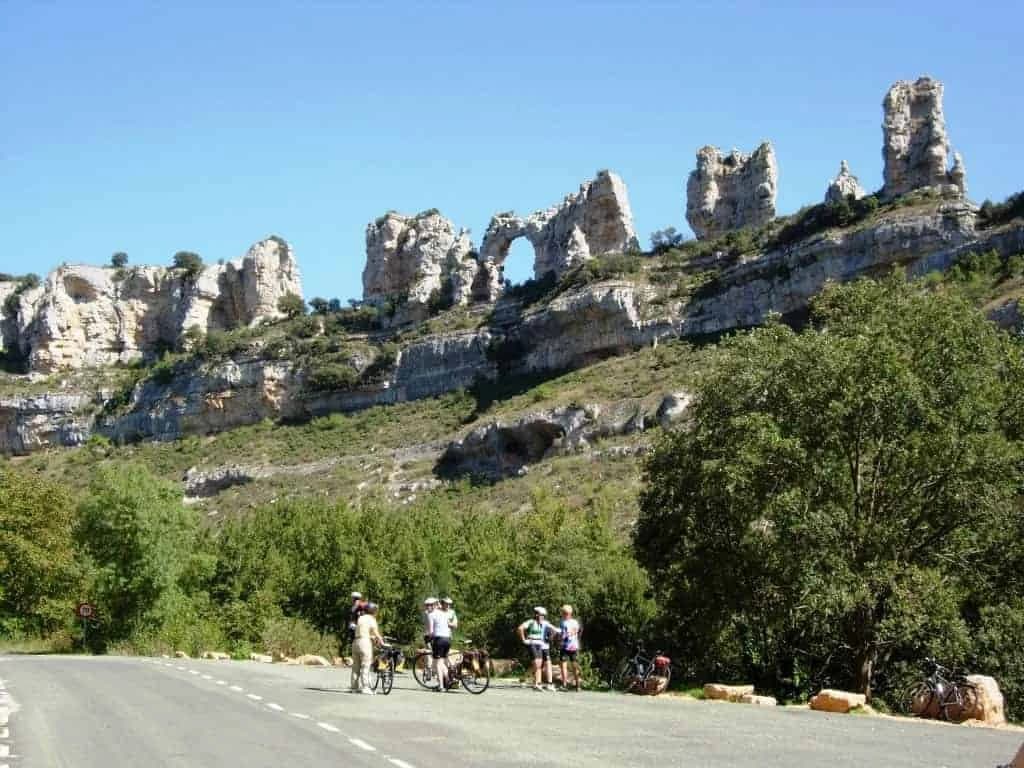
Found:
[111,252,128,268]
[278,292,306,319]
[978,191,1024,229]
[771,195,880,249]
[172,251,203,277]
[307,363,359,391]
[261,616,339,659]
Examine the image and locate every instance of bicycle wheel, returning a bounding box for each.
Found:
[904,681,936,717]
[460,656,490,695]
[379,658,395,695]
[611,658,636,691]
[412,651,437,690]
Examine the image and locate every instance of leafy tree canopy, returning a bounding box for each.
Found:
[636,277,1024,701]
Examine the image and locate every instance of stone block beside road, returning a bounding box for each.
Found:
[703,683,754,701]
[810,689,866,713]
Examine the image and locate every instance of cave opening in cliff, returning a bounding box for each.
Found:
[502,237,535,288]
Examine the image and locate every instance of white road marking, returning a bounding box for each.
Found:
[164,663,173,667]
[201,674,213,680]
[266,702,284,711]
[317,722,340,733]
[176,666,186,671]
[349,738,376,752]
[216,680,227,686]
[0,727,6,738]
[230,685,244,692]
[0,745,8,758]
[291,713,310,720]
[246,693,263,701]
[388,759,416,768]
[188,670,200,675]
[0,709,8,725]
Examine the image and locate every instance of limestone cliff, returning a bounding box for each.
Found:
[2,237,301,373]
[686,143,778,240]
[882,76,966,199]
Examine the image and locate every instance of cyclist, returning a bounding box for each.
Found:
[518,606,558,692]
[421,597,438,648]
[440,597,458,632]
[427,596,456,691]
[347,591,366,643]
[351,602,383,694]
[557,604,582,691]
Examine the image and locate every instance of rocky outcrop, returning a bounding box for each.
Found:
[4,237,301,373]
[686,143,778,240]
[0,392,97,454]
[961,675,1006,726]
[477,171,637,299]
[882,76,966,199]
[825,160,867,204]
[703,683,755,702]
[362,210,475,319]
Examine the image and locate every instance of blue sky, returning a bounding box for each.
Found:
[3,1,1022,298]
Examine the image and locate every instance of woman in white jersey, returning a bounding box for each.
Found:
[557,604,582,691]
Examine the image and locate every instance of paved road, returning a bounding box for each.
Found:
[0,655,1018,767]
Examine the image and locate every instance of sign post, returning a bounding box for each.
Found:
[75,602,95,648]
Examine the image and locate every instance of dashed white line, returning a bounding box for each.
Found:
[317,722,340,733]
[0,745,9,758]
[246,693,263,701]
[388,759,416,768]
[291,712,310,720]
[201,674,213,680]
[349,738,376,752]
[266,702,284,711]
[0,709,8,725]
[229,685,244,692]
[176,666,186,671]
[216,680,227,686]
[164,663,173,667]
[188,670,200,675]
[0,727,6,738]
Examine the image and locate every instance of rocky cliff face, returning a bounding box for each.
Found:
[362,211,475,320]
[478,170,638,299]
[882,77,966,199]
[686,142,778,240]
[2,237,302,373]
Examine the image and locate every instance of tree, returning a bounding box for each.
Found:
[650,227,686,252]
[636,277,1024,700]
[277,292,306,319]
[0,469,79,635]
[111,252,128,268]
[308,297,330,315]
[76,465,200,646]
[172,251,203,278]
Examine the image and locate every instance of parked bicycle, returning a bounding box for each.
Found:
[903,657,978,721]
[412,640,491,694]
[372,638,404,696]
[610,641,671,692]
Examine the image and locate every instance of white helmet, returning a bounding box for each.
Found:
[424,597,438,605]
[351,592,362,599]
[533,606,547,616]
[441,597,454,606]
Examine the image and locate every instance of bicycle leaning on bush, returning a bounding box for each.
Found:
[609,641,671,693]
[902,657,979,721]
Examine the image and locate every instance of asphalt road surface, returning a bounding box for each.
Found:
[0,655,1019,767]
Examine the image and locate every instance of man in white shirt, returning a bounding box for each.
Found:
[428,598,455,690]
[351,602,383,694]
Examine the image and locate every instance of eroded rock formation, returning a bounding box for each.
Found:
[2,237,301,373]
[686,142,778,240]
[825,161,867,204]
[882,76,966,199]
[362,210,475,319]
[477,170,638,300]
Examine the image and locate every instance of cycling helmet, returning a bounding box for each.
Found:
[424,597,437,605]
[533,606,547,616]
[366,602,378,613]
[351,591,362,599]
[441,597,454,605]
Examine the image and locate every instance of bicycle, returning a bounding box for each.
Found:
[610,641,672,693]
[902,657,978,721]
[412,640,491,694]
[372,638,404,696]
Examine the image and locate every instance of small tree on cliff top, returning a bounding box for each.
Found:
[636,277,1024,700]
[277,292,305,319]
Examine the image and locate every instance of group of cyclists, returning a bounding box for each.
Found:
[344,592,583,694]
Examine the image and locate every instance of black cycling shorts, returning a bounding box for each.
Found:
[559,649,579,662]
[528,645,550,662]
[431,637,451,659]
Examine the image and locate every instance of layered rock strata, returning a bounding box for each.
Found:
[362,210,475,319]
[686,142,778,240]
[1,237,301,373]
[882,76,967,198]
[825,160,867,204]
[477,170,638,300]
